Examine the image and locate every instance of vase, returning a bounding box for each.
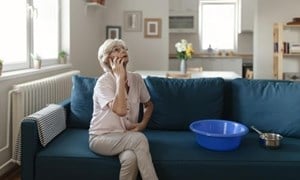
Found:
[180,59,187,74]
[33,59,41,69]
[59,57,67,64]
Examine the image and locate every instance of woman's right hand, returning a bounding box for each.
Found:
[110,56,126,82]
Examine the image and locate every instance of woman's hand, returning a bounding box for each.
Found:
[110,56,126,82]
[128,122,147,132]
[109,56,128,117]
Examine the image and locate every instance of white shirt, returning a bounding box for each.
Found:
[89,72,150,135]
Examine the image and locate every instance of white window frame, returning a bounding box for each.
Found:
[1,0,61,72]
[199,0,239,51]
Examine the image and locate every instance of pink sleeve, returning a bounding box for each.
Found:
[138,75,150,103]
[94,76,116,109]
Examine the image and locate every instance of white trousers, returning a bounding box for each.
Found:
[89,131,158,180]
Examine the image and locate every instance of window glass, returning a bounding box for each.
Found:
[0,1,27,65]
[200,1,237,51]
[0,0,60,71]
[33,0,59,59]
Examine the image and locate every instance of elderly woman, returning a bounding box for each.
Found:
[89,39,158,180]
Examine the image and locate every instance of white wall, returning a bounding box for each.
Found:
[104,0,169,71]
[69,0,169,76]
[69,0,106,77]
[254,0,300,79]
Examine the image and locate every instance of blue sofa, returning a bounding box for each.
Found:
[21,75,300,180]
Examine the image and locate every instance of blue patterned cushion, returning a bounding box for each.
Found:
[69,75,97,128]
[144,77,225,130]
[231,78,300,138]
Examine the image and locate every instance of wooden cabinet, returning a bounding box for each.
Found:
[273,23,300,80]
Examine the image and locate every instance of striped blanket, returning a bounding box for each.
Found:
[13,104,66,165]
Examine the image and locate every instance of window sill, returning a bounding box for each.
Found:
[0,64,73,82]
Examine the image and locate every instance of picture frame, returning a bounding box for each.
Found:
[124,11,143,32]
[144,18,162,38]
[106,26,122,39]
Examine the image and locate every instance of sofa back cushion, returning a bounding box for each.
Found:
[231,78,300,138]
[144,77,225,130]
[69,75,97,128]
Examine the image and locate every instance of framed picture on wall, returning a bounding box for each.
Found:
[144,18,162,38]
[106,26,122,39]
[124,11,143,32]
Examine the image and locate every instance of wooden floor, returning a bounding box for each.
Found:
[0,166,21,180]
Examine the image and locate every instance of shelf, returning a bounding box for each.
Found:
[283,54,300,57]
[169,53,252,59]
[273,23,300,80]
[86,2,105,8]
[284,24,300,29]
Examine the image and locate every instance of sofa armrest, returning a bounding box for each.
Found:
[21,100,70,180]
[21,119,41,180]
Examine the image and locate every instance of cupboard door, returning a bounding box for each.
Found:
[169,0,198,12]
[240,0,256,32]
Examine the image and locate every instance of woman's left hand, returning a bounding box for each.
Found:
[128,122,147,132]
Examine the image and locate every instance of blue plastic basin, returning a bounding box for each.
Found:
[189,119,249,151]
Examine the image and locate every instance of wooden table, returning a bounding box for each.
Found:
[134,70,241,80]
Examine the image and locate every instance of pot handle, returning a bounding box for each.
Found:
[251,126,263,135]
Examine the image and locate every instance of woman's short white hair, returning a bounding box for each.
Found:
[98,39,127,72]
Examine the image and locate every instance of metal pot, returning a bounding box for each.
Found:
[251,126,283,149]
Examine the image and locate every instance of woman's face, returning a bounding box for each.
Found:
[109,45,129,66]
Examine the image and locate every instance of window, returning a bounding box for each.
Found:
[0,0,60,71]
[199,0,238,51]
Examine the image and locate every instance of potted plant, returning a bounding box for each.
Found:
[0,59,3,76]
[31,53,42,69]
[58,51,68,64]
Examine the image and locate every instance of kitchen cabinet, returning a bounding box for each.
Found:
[169,0,198,33]
[169,0,198,12]
[240,0,256,32]
[169,11,198,33]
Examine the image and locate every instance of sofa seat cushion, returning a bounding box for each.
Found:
[35,129,120,180]
[145,130,300,180]
[35,128,300,180]
[231,78,300,138]
[144,77,225,130]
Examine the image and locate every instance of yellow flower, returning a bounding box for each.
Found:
[186,43,194,59]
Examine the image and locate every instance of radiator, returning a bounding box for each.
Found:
[10,70,80,158]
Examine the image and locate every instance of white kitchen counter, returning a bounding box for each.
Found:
[134,70,241,80]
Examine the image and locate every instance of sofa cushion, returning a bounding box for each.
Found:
[145,130,300,180]
[69,75,97,128]
[231,78,300,138]
[35,128,300,180]
[144,77,225,130]
[35,129,120,180]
